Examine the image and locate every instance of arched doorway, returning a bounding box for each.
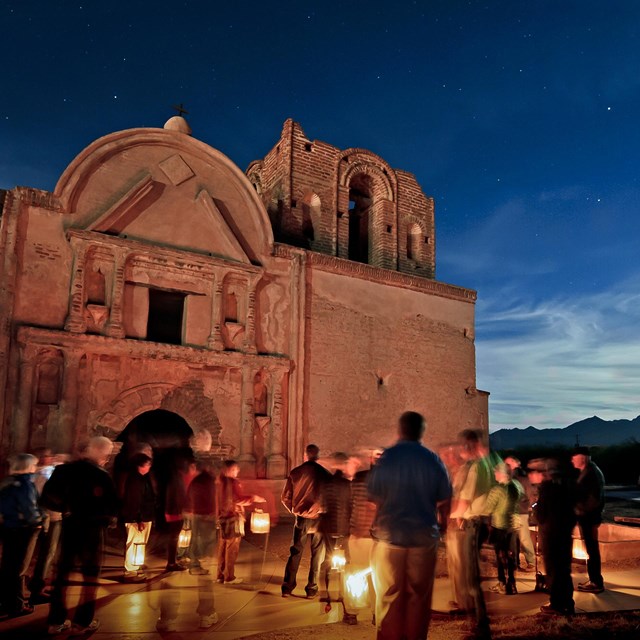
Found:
[115,409,195,526]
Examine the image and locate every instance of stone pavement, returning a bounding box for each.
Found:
[2,533,640,639]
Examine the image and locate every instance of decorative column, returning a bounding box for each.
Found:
[242,279,258,354]
[55,350,82,453]
[237,365,256,475]
[207,276,224,350]
[12,344,38,452]
[64,241,87,333]
[105,249,126,338]
[267,368,288,479]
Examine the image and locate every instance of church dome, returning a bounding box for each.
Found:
[163,115,192,135]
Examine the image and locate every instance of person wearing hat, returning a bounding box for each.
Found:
[528,458,576,616]
[571,446,605,594]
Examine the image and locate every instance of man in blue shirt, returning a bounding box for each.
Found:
[368,411,452,640]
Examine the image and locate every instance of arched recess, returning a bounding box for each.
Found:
[337,150,397,267]
[301,192,321,245]
[407,222,423,263]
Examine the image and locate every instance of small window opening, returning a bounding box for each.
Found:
[86,267,106,305]
[224,290,239,323]
[291,200,297,208]
[304,142,312,152]
[386,225,392,233]
[147,288,185,345]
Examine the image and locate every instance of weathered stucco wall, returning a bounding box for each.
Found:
[304,267,484,456]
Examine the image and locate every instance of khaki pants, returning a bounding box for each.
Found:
[371,536,438,640]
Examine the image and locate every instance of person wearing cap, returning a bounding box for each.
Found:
[528,458,576,616]
[571,446,605,593]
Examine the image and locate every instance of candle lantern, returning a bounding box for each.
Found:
[178,524,192,550]
[250,508,270,534]
[572,537,588,561]
[331,546,347,572]
[132,542,146,567]
[344,567,372,610]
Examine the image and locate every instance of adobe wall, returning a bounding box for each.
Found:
[303,265,483,456]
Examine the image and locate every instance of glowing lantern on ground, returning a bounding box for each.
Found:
[178,525,192,550]
[132,542,146,567]
[331,546,347,572]
[250,508,270,534]
[572,537,588,561]
[344,568,372,610]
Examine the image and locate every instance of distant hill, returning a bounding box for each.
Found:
[490,415,640,450]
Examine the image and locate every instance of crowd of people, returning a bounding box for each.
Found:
[0,417,607,640]
[280,416,607,640]
[0,436,265,634]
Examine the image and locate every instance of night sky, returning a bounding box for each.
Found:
[2,1,639,431]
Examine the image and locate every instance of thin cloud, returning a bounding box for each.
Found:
[478,276,640,430]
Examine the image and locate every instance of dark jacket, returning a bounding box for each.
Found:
[0,473,43,528]
[350,468,377,538]
[40,459,118,526]
[187,470,217,516]
[575,461,605,523]
[533,478,576,533]
[120,470,156,523]
[281,459,330,519]
[321,470,352,537]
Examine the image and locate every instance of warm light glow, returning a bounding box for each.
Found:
[572,537,588,560]
[331,547,347,571]
[250,508,270,534]
[345,568,372,609]
[132,542,146,567]
[178,527,192,549]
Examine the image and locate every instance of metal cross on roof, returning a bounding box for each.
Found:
[172,103,189,117]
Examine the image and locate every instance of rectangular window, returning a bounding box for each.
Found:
[147,288,185,345]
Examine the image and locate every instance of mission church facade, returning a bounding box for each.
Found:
[0,116,488,477]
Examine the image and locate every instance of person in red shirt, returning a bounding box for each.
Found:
[216,460,264,584]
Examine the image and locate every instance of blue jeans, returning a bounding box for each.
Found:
[282,516,325,595]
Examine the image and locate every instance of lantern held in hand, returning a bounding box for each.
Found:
[132,542,146,568]
[178,525,192,550]
[250,508,270,534]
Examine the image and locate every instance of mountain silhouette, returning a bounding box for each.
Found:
[490,415,640,450]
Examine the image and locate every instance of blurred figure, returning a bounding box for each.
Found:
[321,453,353,567]
[29,449,63,603]
[120,453,156,582]
[450,428,500,640]
[483,463,521,595]
[348,447,381,622]
[164,453,195,572]
[41,436,118,635]
[216,460,264,584]
[185,458,218,575]
[446,441,472,615]
[504,456,536,571]
[0,453,43,617]
[529,458,576,616]
[572,446,605,594]
[368,411,451,640]
[281,443,331,598]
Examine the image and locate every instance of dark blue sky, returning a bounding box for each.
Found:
[2,1,639,429]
